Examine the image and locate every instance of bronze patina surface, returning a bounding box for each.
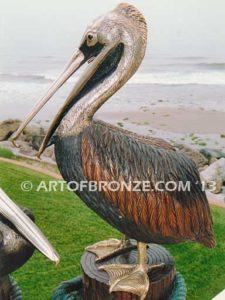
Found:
[11,3,215,299]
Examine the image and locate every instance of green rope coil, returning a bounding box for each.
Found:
[53,272,186,300]
[10,276,22,300]
[52,276,83,300]
[9,272,186,300]
[169,272,187,300]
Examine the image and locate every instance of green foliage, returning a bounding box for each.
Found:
[189,134,207,146]
[117,122,124,128]
[0,161,224,300]
[165,206,225,300]
[0,147,15,159]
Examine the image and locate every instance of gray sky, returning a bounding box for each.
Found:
[1,0,225,60]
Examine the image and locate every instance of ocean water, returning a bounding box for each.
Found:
[0,55,225,121]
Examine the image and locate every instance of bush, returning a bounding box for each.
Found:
[0,147,15,159]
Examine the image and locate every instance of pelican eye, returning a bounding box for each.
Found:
[86,32,98,47]
[88,33,94,40]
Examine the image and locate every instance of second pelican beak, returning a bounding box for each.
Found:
[0,188,60,264]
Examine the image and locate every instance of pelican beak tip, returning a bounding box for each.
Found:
[52,254,60,266]
[11,138,20,148]
[36,153,42,161]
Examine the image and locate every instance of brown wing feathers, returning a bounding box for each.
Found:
[81,121,215,247]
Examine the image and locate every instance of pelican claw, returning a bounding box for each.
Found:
[86,238,135,262]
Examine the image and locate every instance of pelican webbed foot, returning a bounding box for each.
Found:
[99,242,165,300]
[85,236,136,262]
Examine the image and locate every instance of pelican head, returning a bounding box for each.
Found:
[0,188,59,269]
[0,207,36,276]
[11,3,147,155]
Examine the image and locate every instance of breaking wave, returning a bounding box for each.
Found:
[1,70,225,85]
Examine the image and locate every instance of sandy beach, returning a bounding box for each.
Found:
[1,56,225,153]
[96,106,225,151]
[1,105,225,152]
[97,107,225,134]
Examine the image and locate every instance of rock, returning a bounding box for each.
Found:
[0,119,21,141]
[0,120,55,160]
[200,148,225,163]
[31,135,45,151]
[17,141,37,157]
[23,125,45,143]
[0,119,45,147]
[206,191,225,207]
[43,146,55,160]
[21,125,46,151]
[200,158,225,194]
[175,144,208,169]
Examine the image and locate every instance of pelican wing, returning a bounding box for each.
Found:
[81,120,215,247]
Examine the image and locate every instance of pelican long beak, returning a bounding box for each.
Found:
[0,188,60,264]
[10,50,86,147]
[10,42,118,157]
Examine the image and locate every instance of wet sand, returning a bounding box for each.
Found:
[96,106,225,151]
[96,107,225,134]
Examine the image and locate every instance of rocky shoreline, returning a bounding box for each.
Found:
[0,119,55,162]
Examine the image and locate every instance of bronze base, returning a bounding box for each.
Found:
[82,241,177,300]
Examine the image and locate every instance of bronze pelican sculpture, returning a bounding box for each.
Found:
[0,188,59,279]
[11,3,215,299]
[0,204,39,299]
